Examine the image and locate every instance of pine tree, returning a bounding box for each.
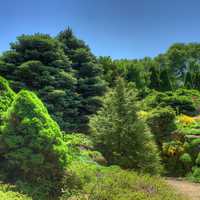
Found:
[193,72,200,90]
[149,67,160,90]
[0,90,69,195]
[58,28,106,132]
[89,78,161,174]
[160,69,172,91]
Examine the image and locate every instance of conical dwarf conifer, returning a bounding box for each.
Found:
[0,90,69,195]
[0,76,15,121]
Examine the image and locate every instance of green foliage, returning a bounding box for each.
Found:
[180,153,193,170]
[99,43,200,91]
[90,78,161,174]
[0,30,106,132]
[64,133,94,150]
[143,89,200,115]
[0,90,69,197]
[0,33,81,132]
[160,69,172,91]
[58,28,106,132]
[0,76,15,122]
[147,107,176,145]
[162,141,186,176]
[98,56,120,87]
[149,66,160,90]
[64,161,186,200]
[188,167,200,182]
[196,153,200,166]
[0,182,31,200]
[184,72,193,89]
[193,72,200,90]
[64,133,107,165]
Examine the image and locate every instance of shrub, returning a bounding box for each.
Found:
[64,133,94,150]
[162,141,186,176]
[89,78,162,174]
[0,76,15,121]
[196,153,200,166]
[188,138,200,159]
[0,90,69,197]
[143,89,200,115]
[147,107,176,145]
[177,115,195,125]
[64,133,107,165]
[189,167,200,182]
[137,110,149,120]
[65,161,186,200]
[180,153,193,172]
[180,153,192,165]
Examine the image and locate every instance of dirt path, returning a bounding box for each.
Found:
[166,178,200,200]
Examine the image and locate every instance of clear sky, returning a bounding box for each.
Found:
[1,0,200,59]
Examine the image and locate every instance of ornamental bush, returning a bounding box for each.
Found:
[0,90,69,196]
[0,76,15,121]
[147,107,176,145]
[143,89,200,115]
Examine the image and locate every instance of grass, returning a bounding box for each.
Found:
[62,160,187,200]
[0,161,188,200]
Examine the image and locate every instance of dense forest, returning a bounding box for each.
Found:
[0,28,200,199]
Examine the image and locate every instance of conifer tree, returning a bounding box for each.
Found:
[149,67,160,90]
[0,90,69,195]
[193,72,200,90]
[58,28,106,132]
[0,34,79,132]
[184,71,193,89]
[160,69,172,91]
[89,78,161,174]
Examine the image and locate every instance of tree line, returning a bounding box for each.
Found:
[1,28,200,134]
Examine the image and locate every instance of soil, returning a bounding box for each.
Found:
[166,178,200,200]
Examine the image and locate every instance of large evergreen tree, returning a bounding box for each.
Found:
[0,34,80,132]
[0,90,69,196]
[193,72,200,90]
[58,28,106,132]
[89,78,161,174]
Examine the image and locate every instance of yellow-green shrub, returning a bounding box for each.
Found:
[0,90,69,197]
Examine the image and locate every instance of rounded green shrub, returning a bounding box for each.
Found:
[180,153,192,164]
[180,153,193,172]
[0,90,69,196]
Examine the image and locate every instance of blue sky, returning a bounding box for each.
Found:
[1,0,200,59]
